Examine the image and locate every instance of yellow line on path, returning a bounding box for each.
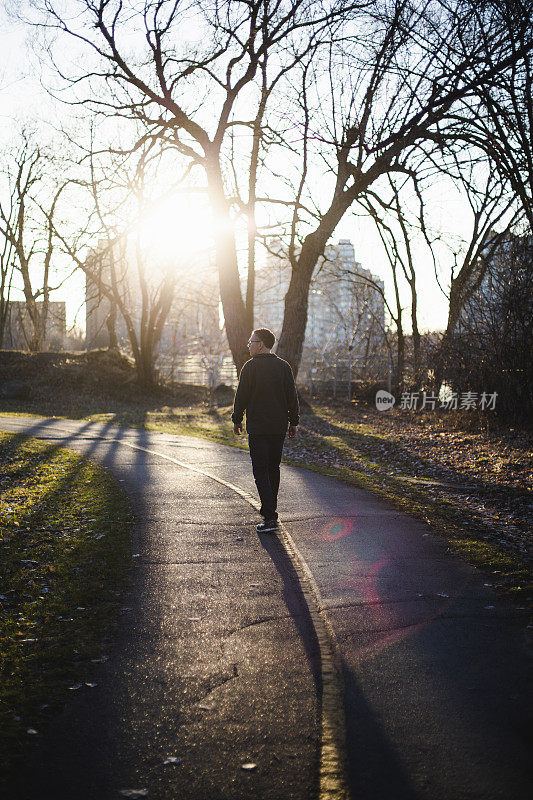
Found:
[15,425,350,800]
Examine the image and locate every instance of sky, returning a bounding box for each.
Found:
[0,3,471,337]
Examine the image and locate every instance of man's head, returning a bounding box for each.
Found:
[248,328,275,355]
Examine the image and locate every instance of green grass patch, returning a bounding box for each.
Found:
[0,432,134,785]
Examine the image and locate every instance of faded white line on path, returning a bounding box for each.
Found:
[2,421,349,800]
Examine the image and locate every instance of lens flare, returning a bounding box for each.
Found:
[322,518,354,541]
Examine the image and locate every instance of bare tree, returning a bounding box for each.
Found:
[155,259,226,388]
[245,0,533,374]
[25,0,533,376]
[354,154,520,392]
[53,140,188,387]
[26,0,351,372]
[0,130,72,350]
[450,1,533,229]
[429,162,522,388]
[0,209,16,348]
[443,233,533,419]
[356,194,409,392]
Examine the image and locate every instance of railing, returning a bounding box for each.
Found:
[158,352,392,399]
[299,355,392,400]
[157,353,238,389]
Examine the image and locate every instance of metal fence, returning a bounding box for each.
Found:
[299,355,392,400]
[156,351,391,399]
[157,353,238,389]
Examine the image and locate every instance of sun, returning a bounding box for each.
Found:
[137,193,211,265]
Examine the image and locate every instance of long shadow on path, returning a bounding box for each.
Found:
[3,418,322,800]
[279,461,532,800]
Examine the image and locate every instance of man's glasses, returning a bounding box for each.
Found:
[248,338,261,344]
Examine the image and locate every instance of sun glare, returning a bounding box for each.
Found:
[138,194,210,265]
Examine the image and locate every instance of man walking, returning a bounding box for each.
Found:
[232,328,299,533]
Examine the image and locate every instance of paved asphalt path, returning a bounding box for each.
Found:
[1,415,531,800]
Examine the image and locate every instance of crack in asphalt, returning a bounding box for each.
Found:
[223,614,295,637]
[196,671,240,704]
[322,595,507,610]
[283,512,400,522]
[132,558,262,565]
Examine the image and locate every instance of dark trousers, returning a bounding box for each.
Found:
[248,434,286,521]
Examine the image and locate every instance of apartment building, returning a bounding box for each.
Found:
[255,238,385,356]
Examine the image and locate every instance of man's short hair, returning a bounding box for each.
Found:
[254,328,276,349]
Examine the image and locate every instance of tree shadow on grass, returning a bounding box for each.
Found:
[3,419,160,798]
[297,405,529,500]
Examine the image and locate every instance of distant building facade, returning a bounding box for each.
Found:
[458,232,533,333]
[85,240,131,349]
[255,238,385,356]
[2,300,66,351]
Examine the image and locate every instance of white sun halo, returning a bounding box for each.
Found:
[138,194,210,265]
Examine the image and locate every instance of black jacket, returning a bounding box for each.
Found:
[232,353,300,435]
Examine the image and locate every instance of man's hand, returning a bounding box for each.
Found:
[288,425,298,439]
[233,423,243,435]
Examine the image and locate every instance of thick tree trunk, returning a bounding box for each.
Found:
[24,296,45,352]
[136,347,156,388]
[277,186,361,376]
[432,280,464,391]
[207,168,252,374]
[216,226,252,373]
[396,324,406,395]
[276,259,315,377]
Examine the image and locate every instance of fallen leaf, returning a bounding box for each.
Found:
[119,791,149,798]
[163,757,182,765]
[241,763,257,771]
